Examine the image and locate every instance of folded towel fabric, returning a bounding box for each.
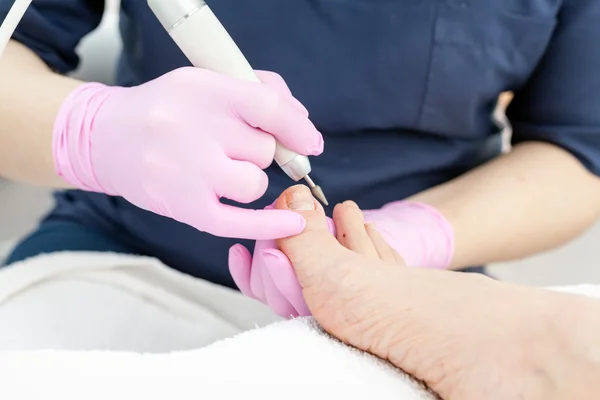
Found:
[0,252,598,400]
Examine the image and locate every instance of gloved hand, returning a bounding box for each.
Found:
[229,201,454,317]
[53,68,323,240]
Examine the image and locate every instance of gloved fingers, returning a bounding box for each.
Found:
[213,160,269,204]
[333,201,380,259]
[211,203,306,240]
[249,260,267,303]
[228,244,257,299]
[233,83,323,157]
[260,257,299,318]
[254,70,309,117]
[364,224,406,266]
[224,126,276,170]
[326,216,337,236]
[263,249,311,317]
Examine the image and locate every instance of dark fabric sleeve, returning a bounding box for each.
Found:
[0,0,105,73]
[507,0,600,175]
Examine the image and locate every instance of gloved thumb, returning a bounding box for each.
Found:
[262,249,311,317]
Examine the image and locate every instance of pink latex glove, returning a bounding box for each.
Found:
[229,201,454,317]
[53,68,323,240]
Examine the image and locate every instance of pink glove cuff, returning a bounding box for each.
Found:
[363,202,454,269]
[53,83,118,194]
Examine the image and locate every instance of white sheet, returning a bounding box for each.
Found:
[0,252,280,352]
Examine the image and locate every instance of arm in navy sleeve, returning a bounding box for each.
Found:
[407,0,600,269]
[0,0,104,73]
[507,0,600,175]
[0,0,103,185]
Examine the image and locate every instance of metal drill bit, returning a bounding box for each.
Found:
[303,175,329,206]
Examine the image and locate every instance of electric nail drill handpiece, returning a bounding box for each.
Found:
[147,0,329,206]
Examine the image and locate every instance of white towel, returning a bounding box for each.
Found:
[0,252,598,400]
[0,318,436,400]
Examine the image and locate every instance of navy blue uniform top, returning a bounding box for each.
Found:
[2,0,600,287]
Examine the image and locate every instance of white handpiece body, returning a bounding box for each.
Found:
[147,0,311,182]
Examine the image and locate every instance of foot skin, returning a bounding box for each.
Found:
[275,185,406,355]
[275,185,556,400]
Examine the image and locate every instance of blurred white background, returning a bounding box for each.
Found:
[1,0,599,286]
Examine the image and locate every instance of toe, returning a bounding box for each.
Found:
[333,201,379,259]
[274,185,330,234]
[275,185,341,278]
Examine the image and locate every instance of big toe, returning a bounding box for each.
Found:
[275,185,339,271]
[275,185,327,230]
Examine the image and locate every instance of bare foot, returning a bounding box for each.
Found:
[275,185,558,400]
[275,185,409,359]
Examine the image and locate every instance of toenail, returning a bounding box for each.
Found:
[288,187,316,211]
[343,200,359,209]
